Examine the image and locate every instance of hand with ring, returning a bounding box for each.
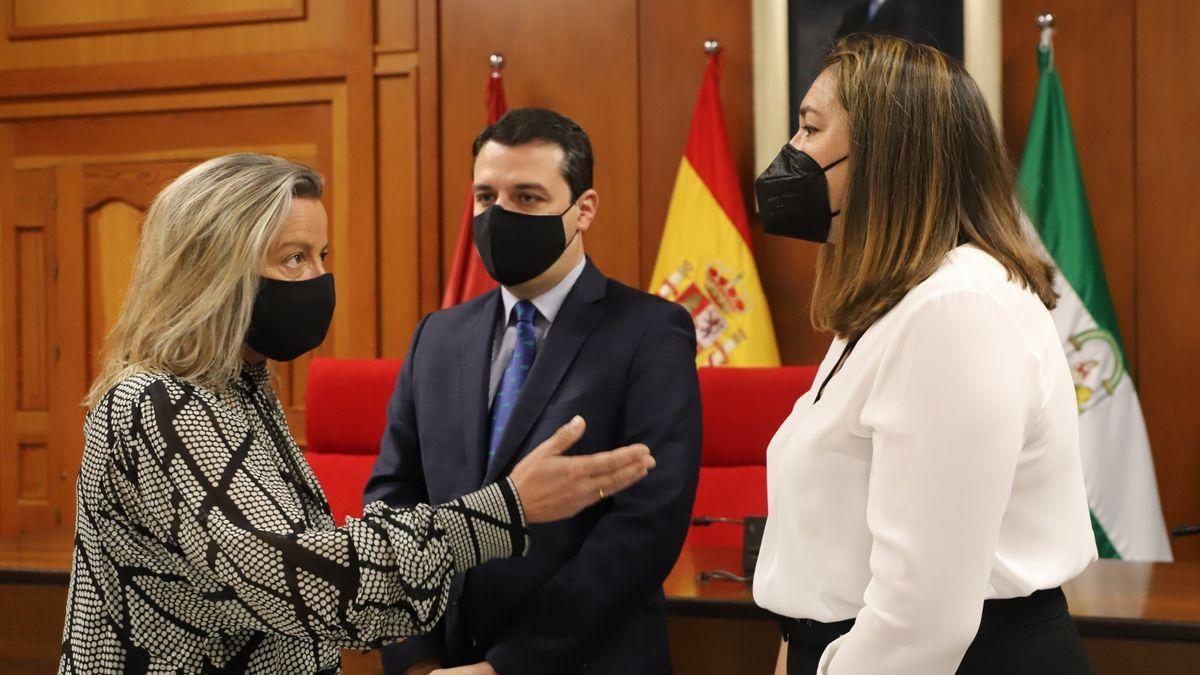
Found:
[509,416,652,524]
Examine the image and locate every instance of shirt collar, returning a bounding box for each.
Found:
[500,257,587,325]
[236,360,271,393]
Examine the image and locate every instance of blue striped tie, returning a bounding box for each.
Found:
[489,300,538,466]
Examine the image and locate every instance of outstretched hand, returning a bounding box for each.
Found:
[509,416,654,524]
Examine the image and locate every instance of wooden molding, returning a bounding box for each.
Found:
[7,0,305,41]
[0,49,347,99]
[14,144,318,171]
[374,51,418,76]
[0,123,17,534]
[0,82,343,121]
[415,0,441,316]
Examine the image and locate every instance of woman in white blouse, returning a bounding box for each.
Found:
[751,35,1097,674]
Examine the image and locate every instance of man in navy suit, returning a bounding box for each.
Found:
[365,108,702,675]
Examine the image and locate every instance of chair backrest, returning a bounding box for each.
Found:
[698,366,818,467]
[303,358,818,542]
[305,358,403,455]
[689,365,817,547]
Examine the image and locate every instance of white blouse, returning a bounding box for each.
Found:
[753,245,1098,674]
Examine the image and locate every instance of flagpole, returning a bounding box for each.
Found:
[489,52,505,75]
[1037,12,1055,70]
[703,39,720,55]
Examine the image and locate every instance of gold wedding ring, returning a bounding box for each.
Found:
[598,487,606,500]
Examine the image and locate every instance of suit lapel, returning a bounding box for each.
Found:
[483,260,608,484]
[462,291,500,489]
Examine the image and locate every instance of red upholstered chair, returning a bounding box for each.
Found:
[304,357,403,524]
[303,358,818,537]
[687,366,818,547]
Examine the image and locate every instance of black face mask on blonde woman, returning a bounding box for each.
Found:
[244,273,335,361]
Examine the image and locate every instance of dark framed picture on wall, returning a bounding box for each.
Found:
[788,0,964,137]
[753,0,995,174]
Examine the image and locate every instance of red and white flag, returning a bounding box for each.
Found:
[441,61,508,307]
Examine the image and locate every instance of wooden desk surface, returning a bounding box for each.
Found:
[665,545,1200,641]
[6,529,1200,641]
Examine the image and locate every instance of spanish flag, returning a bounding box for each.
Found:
[649,52,779,367]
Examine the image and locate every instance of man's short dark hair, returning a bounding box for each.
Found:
[472,108,594,202]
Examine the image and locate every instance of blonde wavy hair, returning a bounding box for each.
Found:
[812,34,1057,340]
[84,153,324,408]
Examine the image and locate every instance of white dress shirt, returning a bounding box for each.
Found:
[753,245,1098,674]
[489,257,587,403]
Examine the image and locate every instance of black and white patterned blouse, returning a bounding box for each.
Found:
[60,362,529,674]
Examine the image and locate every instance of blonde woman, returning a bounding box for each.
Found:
[60,153,654,674]
[752,36,1097,674]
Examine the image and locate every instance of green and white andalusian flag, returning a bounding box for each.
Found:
[1018,29,1172,561]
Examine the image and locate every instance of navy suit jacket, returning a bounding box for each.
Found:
[363,259,702,675]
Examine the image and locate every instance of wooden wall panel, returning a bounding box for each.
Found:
[4,168,61,532]
[16,442,46,500]
[376,0,416,53]
[8,0,304,39]
[342,1,380,359]
[82,162,193,211]
[15,226,46,409]
[0,0,345,71]
[1134,0,1200,561]
[0,124,13,535]
[85,200,141,380]
[415,1,444,316]
[439,0,642,288]
[0,583,68,673]
[377,70,422,357]
[48,163,88,532]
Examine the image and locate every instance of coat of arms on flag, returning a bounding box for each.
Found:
[649,46,779,368]
[1019,25,1172,561]
[655,260,754,366]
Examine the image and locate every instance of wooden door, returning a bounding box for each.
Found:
[0,98,347,533]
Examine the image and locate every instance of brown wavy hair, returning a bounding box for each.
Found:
[812,34,1057,339]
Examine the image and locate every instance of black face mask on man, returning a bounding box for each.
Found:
[473,202,579,287]
[244,273,335,362]
[753,144,848,243]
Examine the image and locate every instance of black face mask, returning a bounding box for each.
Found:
[244,273,335,362]
[753,144,848,243]
[473,202,579,287]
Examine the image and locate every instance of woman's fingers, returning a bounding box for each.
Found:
[595,457,652,496]
[578,444,653,478]
[575,444,654,505]
[510,434,653,524]
[528,416,586,458]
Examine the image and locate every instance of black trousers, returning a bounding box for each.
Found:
[780,587,1092,675]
